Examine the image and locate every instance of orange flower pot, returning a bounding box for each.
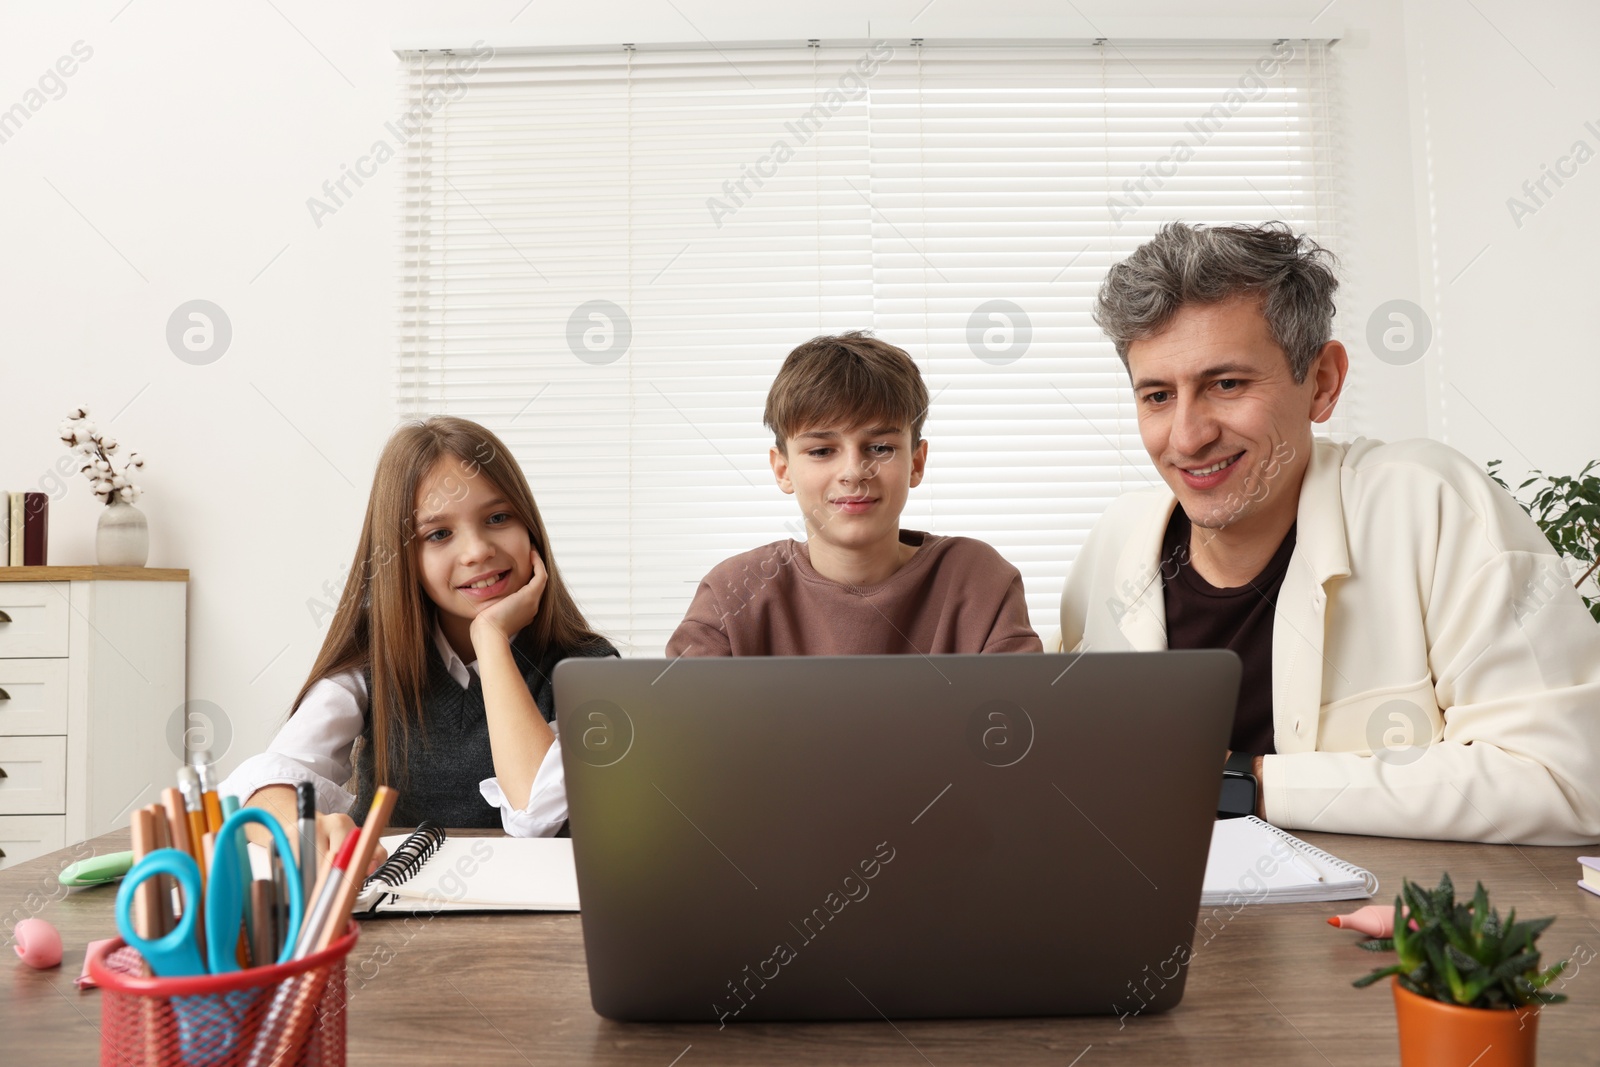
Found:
[1392,977,1541,1067]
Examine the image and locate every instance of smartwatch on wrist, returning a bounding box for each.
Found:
[1217,750,1258,819]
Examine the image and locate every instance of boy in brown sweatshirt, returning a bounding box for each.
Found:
[666,331,1042,657]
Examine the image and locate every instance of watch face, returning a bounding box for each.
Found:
[1217,776,1256,819]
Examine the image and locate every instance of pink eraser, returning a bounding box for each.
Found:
[13,918,64,968]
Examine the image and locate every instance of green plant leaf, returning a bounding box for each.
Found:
[1446,943,1483,974]
[1426,940,1471,1004]
[1352,965,1401,989]
[1484,461,1600,614]
[1507,915,1556,951]
[1441,915,1478,959]
[1392,891,1422,969]
[1489,951,1540,981]
[1528,960,1568,989]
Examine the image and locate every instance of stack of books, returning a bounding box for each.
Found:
[1,491,48,566]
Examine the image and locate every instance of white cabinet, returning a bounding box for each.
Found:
[0,568,186,870]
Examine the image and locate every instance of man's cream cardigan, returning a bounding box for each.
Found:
[1060,436,1600,845]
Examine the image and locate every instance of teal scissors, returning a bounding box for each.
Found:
[115,808,307,1064]
[116,807,306,974]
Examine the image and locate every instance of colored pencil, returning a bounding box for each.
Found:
[161,786,195,867]
[145,805,174,936]
[128,809,159,940]
[250,880,276,969]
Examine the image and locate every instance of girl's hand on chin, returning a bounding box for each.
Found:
[470,548,548,644]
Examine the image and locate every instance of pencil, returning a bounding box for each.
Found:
[130,808,164,1066]
[272,847,291,960]
[200,829,216,912]
[161,786,195,867]
[177,767,208,876]
[145,805,174,937]
[250,880,275,970]
[128,809,159,940]
[193,750,225,834]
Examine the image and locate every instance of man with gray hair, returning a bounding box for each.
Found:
[1060,221,1600,845]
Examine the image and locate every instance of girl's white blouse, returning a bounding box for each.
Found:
[218,623,567,837]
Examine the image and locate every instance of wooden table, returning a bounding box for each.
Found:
[5,830,1597,1065]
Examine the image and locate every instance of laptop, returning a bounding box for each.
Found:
[554,650,1239,1023]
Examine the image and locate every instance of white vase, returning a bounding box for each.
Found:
[96,501,149,566]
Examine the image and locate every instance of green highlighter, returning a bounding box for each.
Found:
[59,851,136,888]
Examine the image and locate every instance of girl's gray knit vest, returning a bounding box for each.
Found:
[353,633,616,828]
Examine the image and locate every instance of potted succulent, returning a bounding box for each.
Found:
[1353,874,1567,1067]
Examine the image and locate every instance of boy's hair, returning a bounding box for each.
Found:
[1093,221,1339,383]
[290,416,606,790]
[764,331,930,451]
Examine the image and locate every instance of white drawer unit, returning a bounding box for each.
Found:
[0,814,67,871]
[0,581,70,657]
[0,658,70,735]
[0,736,67,814]
[0,567,187,846]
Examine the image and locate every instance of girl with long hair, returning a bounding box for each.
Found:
[221,416,614,858]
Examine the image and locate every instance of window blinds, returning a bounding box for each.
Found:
[397,40,1344,655]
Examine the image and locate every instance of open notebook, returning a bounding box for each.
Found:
[1201,816,1379,906]
[346,817,1368,915]
[354,823,580,914]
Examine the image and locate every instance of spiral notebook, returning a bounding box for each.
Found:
[1201,816,1379,906]
[354,823,580,914]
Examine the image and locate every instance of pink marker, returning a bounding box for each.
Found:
[1327,904,1411,938]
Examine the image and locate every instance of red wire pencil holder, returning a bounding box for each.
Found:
[90,923,359,1067]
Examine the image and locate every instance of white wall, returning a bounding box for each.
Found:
[1398,0,1600,481]
[0,0,1583,784]
[3,2,401,775]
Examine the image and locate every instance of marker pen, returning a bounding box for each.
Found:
[296,781,317,905]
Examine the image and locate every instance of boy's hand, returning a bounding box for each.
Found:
[470,548,548,645]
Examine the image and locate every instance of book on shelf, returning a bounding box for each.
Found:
[7,493,21,566]
[6,492,48,566]
[21,492,47,566]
